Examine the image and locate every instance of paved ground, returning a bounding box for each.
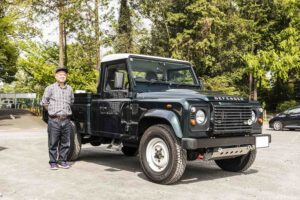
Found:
[0,109,300,200]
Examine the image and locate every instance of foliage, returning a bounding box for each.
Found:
[276,100,299,113]
[16,41,97,98]
[138,0,300,110]
[1,0,300,112]
[66,43,98,92]
[0,1,19,83]
[113,0,133,53]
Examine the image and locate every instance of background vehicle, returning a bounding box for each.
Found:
[43,54,271,184]
[1,99,14,109]
[269,106,300,131]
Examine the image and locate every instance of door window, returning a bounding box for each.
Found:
[105,63,129,91]
[103,63,129,99]
[289,108,300,114]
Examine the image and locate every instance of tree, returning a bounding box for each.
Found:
[58,0,66,67]
[137,0,172,57]
[94,0,101,69]
[29,0,68,67]
[17,41,97,96]
[241,0,300,106]
[114,0,133,53]
[137,0,299,109]
[0,1,19,83]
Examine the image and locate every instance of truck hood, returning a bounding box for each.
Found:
[136,89,248,103]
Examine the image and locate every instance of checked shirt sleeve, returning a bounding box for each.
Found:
[41,86,52,106]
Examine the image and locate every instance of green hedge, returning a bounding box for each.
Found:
[276,100,299,113]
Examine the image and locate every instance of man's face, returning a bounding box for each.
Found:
[55,71,67,83]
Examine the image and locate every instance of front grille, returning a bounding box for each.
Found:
[213,105,252,134]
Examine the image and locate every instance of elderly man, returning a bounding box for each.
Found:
[41,67,74,170]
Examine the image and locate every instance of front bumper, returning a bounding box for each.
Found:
[182,134,271,150]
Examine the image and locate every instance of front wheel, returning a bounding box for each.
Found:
[273,121,283,131]
[215,149,256,172]
[139,124,187,184]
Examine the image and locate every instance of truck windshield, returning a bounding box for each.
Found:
[129,58,198,87]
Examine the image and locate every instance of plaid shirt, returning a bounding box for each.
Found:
[41,83,74,116]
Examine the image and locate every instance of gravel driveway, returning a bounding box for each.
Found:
[0,109,299,200]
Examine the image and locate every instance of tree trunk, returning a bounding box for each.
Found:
[64,21,67,67]
[253,76,257,101]
[249,73,253,100]
[58,0,66,68]
[94,0,100,69]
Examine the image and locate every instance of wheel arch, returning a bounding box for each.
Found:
[137,109,183,139]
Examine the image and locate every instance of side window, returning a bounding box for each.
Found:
[105,63,129,91]
[289,108,300,114]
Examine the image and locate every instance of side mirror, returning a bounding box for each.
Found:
[114,72,124,89]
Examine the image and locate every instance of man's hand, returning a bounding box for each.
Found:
[43,104,49,110]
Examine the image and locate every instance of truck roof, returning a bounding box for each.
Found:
[101,53,190,64]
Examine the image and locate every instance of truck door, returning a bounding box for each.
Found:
[91,62,131,137]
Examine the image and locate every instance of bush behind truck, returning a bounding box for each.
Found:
[43,54,271,184]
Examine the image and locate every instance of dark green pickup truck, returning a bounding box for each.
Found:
[44,54,271,184]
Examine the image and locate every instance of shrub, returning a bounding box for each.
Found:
[276,100,299,113]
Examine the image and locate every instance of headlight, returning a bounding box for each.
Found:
[191,107,197,113]
[251,110,256,122]
[196,110,206,124]
[248,110,257,125]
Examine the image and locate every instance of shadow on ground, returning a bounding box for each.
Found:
[265,128,300,133]
[78,147,258,185]
[0,146,7,151]
[0,109,32,120]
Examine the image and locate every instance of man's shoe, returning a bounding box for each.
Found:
[50,163,58,170]
[58,162,70,169]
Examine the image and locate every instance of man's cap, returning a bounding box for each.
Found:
[55,67,68,74]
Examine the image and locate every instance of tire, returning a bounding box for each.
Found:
[67,121,82,161]
[273,121,283,131]
[215,149,257,172]
[187,150,199,161]
[121,146,138,157]
[139,124,187,184]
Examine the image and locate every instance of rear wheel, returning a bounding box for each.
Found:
[67,121,82,161]
[215,149,256,172]
[273,121,283,131]
[139,124,187,184]
[121,146,138,156]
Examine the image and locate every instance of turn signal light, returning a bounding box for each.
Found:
[166,104,172,109]
[190,119,196,126]
[258,117,263,125]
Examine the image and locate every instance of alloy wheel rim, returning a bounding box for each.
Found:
[274,122,281,130]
